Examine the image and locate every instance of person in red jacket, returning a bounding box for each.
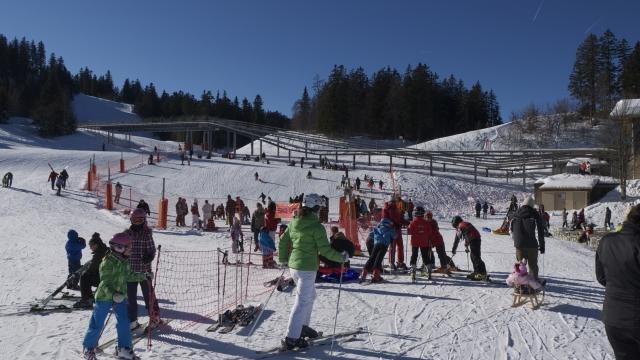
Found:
[264,201,281,244]
[383,194,410,270]
[235,196,245,217]
[451,216,487,280]
[408,207,435,278]
[425,211,458,271]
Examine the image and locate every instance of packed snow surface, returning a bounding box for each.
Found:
[0,106,622,359]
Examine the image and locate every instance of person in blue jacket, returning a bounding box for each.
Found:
[65,229,86,289]
[360,218,395,283]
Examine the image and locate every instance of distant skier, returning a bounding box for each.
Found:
[114,182,123,204]
[2,172,13,187]
[264,201,280,243]
[202,200,212,223]
[251,203,265,252]
[59,169,69,189]
[407,199,414,221]
[482,202,488,219]
[451,216,488,280]
[355,177,361,191]
[74,233,108,309]
[562,208,568,228]
[65,229,86,290]
[55,176,63,195]
[378,180,383,190]
[254,172,259,181]
[475,201,481,218]
[300,157,304,168]
[136,199,150,216]
[604,207,613,231]
[368,198,377,213]
[81,232,140,360]
[230,216,244,253]
[48,170,58,190]
[225,195,236,226]
[191,199,201,229]
[147,153,153,165]
[306,170,312,179]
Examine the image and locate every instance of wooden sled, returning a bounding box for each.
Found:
[511,285,545,310]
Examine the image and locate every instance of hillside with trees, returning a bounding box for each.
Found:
[291,64,502,141]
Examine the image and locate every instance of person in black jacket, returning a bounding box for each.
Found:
[137,199,151,216]
[319,226,355,269]
[73,233,108,308]
[509,196,545,283]
[596,204,640,359]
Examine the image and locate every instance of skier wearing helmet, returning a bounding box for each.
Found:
[82,232,142,360]
[425,211,458,271]
[125,208,160,331]
[451,216,488,280]
[278,193,347,350]
[361,218,396,283]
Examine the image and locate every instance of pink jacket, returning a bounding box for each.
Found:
[506,260,541,290]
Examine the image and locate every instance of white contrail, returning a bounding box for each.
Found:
[584,17,600,34]
[532,0,545,22]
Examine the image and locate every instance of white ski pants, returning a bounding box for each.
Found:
[286,269,316,339]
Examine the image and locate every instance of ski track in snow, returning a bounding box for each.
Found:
[0,118,618,359]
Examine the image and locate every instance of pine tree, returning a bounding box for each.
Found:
[292,87,311,130]
[253,94,264,124]
[621,42,640,97]
[569,34,601,118]
[598,30,621,112]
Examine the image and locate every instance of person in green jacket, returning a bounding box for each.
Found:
[278,193,347,350]
[82,232,144,360]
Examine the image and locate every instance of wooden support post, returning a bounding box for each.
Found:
[404,157,407,169]
[276,137,280,157]
[474,158,478,184]
[486,168,489,177]
[389,156,393,169]
[259,139,262,157]
[443,163,446,172]
[352,155,356,169]
[233,132,237,157]
[335,151,338,163]
[522,164,526,190]
[288,149,291,163]
[208,130,213,157]
[305,141,308,158]
[506,170,509,183]
[250,138,254,156]
[430,156,433,176]
[368,153,371,166]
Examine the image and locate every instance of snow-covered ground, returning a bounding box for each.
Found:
[0,99,622,359]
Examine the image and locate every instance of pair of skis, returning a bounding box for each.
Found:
[255,328,365,358]
[206,303,263,334]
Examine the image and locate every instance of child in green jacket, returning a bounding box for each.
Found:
[82,232,144,360]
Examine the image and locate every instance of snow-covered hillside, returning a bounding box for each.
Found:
[0,98,621,359]
[73,93,141,125]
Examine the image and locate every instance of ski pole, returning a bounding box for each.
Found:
[330,261,346,356]
[245,267,287,341]
[466,249,470,272]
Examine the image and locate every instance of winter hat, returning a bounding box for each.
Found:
[130,208,147,225]
[89,232,102,245]
[109,232,132,252]
[67,229,78,240]
[523,196,535,208]
[415,206,426,217]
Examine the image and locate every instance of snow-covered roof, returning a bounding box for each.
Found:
[610,99,640,118]
[565,157,608,167]
[536,174,599,190]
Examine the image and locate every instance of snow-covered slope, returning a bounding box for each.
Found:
[73,93,141,124]
[0,115,618,359]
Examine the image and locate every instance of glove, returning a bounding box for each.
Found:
[465,247,470,254]
[451,249,456,256]
[142,252,155,264]
[539,246,545,254]
[341,251,350,263]
[112,292,125,303]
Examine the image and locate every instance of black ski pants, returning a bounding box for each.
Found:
[410,246,434,268]
[127,280,160,323]
[469,239,487,274]
[365,243,388,272]
[605,325,640,360]
[435,244,453,268]
[80,271,99,300]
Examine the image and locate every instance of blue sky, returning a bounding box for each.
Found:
[1,0,639,121]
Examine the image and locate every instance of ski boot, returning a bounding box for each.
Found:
[281,337,309,351]
[397,262,408,271]
[371,269,384,283]
[301,325,320,339]
[466,272,478,280]
[359,268,368,283]
[114,346,140,360]
[83,348,97,360]
[470,273,488,281]
[409,265,417,283]
[426,264,434,280]
[130,320,141,331]
[73,299,94,309]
